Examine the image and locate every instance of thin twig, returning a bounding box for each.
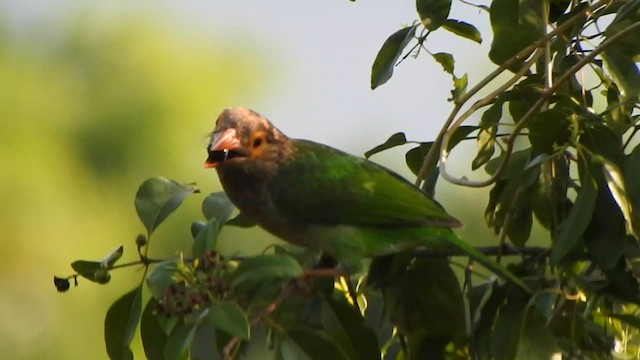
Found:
[414,0,612,188]
[440,19,640,187]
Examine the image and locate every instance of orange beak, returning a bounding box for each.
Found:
[204,128,241,168]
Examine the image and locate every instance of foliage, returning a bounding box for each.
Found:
[55,0,640,359]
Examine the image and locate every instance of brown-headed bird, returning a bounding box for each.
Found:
[204,107,528,291]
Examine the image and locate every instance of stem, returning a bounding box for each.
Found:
[414,0,612,188]
[440,18,640,187]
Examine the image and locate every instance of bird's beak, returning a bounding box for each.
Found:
[205,128,241,168]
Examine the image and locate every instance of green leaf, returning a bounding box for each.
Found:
[473,127,496,170]
[364,132,407,159]
[405,143,433,176]
[491,296,527,360]
[416,0,452,31]
[489,0,545,67]
[432,52,454,74]
[528,109,572,155]
[550,172,597,264]
[485,149,531,180]
[104,286,143,360]
[209,301,250,340]
[141,299,167,360]
[230,254,303,290]
[71,260,104,283]
[286,329,349,360]
[134,177,199,235]
[321,298,380,360]
[609,313,640,331]
[442,19,482,43]
[447,125,478,151]
[202,192,235,227]
[371,25,418,90]
[164,322,198,360]
[602,47,640,99]
[449,73,468,102]
[146,260,178,300]
[192,218,219,258]
[226,212,257,228]
[601,159,639,239]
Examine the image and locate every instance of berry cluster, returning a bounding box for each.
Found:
[155,250,229,317]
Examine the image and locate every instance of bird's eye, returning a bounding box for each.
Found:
[252,138,263,148]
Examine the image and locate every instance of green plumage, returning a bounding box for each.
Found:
[206,108,530,293]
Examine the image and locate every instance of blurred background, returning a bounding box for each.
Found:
[0,1,505,358]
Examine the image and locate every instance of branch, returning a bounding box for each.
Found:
[414,0,613,188]
[441,18,640,187]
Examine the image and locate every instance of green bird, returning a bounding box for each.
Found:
[204,107,529,292]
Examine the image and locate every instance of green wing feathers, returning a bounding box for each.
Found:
[269,140,461,228]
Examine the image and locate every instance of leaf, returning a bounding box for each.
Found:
[141,299,167,360]
[209,301,250,340]
[230,254,303,290]
[321,298,380,360]
[489,0,545,67]
[226,212,257,228]
[442,19,482,43]
[447,125,478,151]
[449,73,468,102]
[432,52,454,74]
[192,218,219,258]
[601,159,639,239]
[146,260,179,300]
[405,143,433,176]
[286,329,349,360]
[490,296,527,360]
[164,322,198,360]
[528,109,572,155]
[485,149,531,180]
[416,0,452,31]
[364,132,407,159]
[202,192,235,227]
[609,313,640,331]
[550,172,597,265]
[71,260,104,283]
[134,177,199,235]
[371,25,418,90]
[104,286,143,360]
[473,127,496,170]
[602,46,640,99]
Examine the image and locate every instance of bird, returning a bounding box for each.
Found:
[204,107,529,292]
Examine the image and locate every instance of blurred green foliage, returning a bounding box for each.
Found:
[0,10,265,359]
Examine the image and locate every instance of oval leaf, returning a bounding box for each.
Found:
[192,218,219,258]
[202,192,235,227]
[286,329,349,360]
[209,301,250,340]
[364,132,407,159]
[550,172,597,264]
[164,322,198,360]
[141,299,167,360]
[230,254,303,290]
[416,0,452,31]
[71,260,104,283]
[371,25,418,90]
[135,177,199,235]
[602,159,639,239]
[146,260,179,300]
[321,298,380,360]
[442,19,482,43]
[105,286,143,360]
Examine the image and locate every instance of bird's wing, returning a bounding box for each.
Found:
[268,140,461,228]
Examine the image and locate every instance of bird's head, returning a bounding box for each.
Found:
[204,107,290,168]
